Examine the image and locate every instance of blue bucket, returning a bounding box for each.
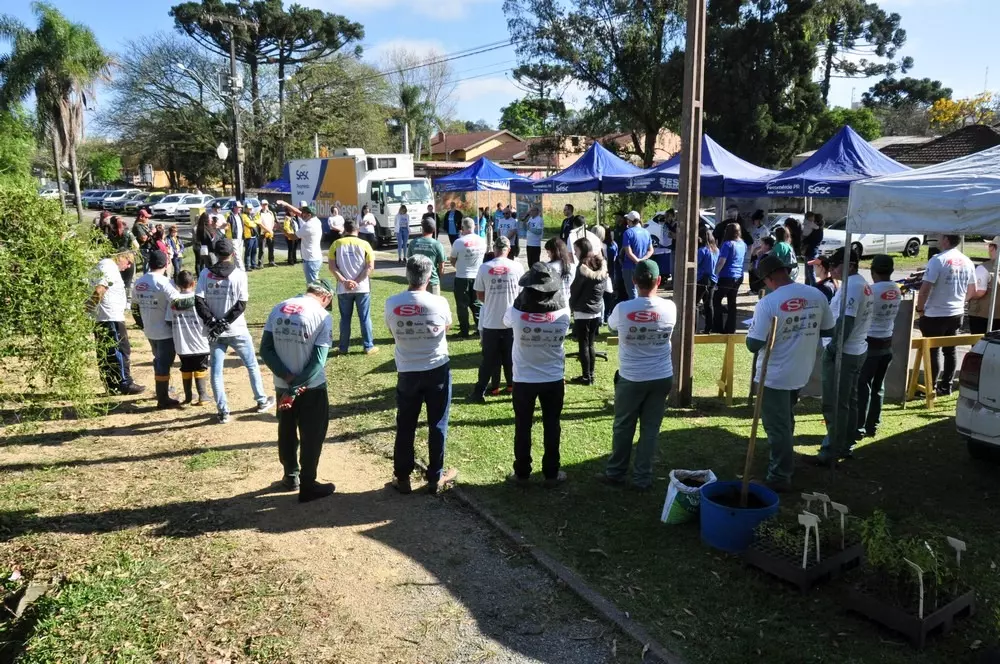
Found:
[699,480,780,553]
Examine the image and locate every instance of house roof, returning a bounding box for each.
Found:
[428,130,522,156]
[894,125,1000,165]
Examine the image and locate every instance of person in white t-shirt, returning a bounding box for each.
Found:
[259,278,336,503]
[916,234,977,395]
[450,217,486,337]
[328,206,345,243]
[503,262,571,488]
[525,206,545,266]
[968,236,1000,334]
[166,270,210,406]
[195,239,275,424]
[599,260,676,490]
[131,250,181,409]
[496,210,519,259]
[329,219,377,354]
[468,236,524,402]
[257,199,278,267]
[277,200,324,285]
[857,255,902,440]
[816,247,873,465]
[384,254,460,495]
[88,251,145,395]
[745,254,834,491]
[357,204,378,247]
[395,204,411,264]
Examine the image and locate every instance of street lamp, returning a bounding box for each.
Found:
[216,142,229,161]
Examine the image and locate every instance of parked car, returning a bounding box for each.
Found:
[174,194,214,219]
[817,217,923,258]
[105,188,142,211]
[956,334,1000,459]
[38,187,61,200]
[136,193,167,216]
[84,190,111,209]
[210,197,262,216]
[124,192,160,215]
[149,193,189,218]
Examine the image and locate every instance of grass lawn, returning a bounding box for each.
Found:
[243,259,999,663]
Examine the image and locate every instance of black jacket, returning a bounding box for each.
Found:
[569,262,609,315]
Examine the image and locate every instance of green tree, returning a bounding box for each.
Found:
[812,0,911,104]
[504,0,685,166]
[0,107,35,181]
[393,84,431,155]
[464,120,492,132]
[83,148,122,184]
[498,98,545,137]
[509,63,570,135]
[863,76,952,109]
[811,106,881,146]
[705,0,825,167]
[0,2,113,223]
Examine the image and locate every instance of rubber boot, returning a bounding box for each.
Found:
[155,377,182,409]
[194,372,209,406]
[181,372,194,404]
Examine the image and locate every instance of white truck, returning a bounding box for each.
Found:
[288,149,432,247]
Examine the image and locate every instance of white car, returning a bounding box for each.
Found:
[956,335,1000,459]
[644,210,717,248]
[150,193,188,218]
[818,217,923,258]
[173,194,214,219]
[38,187,61,200]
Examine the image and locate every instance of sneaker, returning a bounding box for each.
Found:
[364,346,379,355]
[298,482,336,503]
[392,477,412,495]
[280,475,300,491]
[466,393,486,404]
[487,388,501,397]
[256,396,276,413]
[543,471,568,489]
[935,385,953,397]
[594,472,626,486]
[118,382,146,396]
[428,468,458,495]
[505,472,531,487]
[570,376,592,386]
[217,411,231,424]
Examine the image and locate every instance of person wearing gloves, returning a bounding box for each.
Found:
[597,260,675,491]
[384,254,460,495]
[746,254,834,492]
[449,217,486,337]
[257,199,277,267]
[167,270,211,406]
[131,249,181,409]
[568,237,610,386]
[504,262,572,488]
[88,251,145,395]
[814,247,873,466]
[277,200,324,285]
[195,238,275,424]
[856,255,902,439]
[259,278,336,503]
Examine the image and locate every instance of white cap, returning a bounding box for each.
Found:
[299,200,310,208]
[260,198,269,204]
[625,210,640,222]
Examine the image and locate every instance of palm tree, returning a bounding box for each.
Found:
[396,84,430,156]
[0,3,112,223]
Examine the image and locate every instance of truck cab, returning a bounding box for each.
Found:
[367,177,433,246]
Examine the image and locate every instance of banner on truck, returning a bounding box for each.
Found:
[316,158,360,219]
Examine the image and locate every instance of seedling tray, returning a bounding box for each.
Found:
[843,584,975,648]
[744,540,864,593]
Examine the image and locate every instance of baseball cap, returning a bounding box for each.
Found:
[307,277,336,310]
[260,198,269,205]
[233,200,243,208]
[299,200,312,213]
[757,254,789,280]
[829,246,859,267]
[138,209,150,218]
[494,235,511,251]
[806,255,830,268]
[211,201,221,209]
[214,238,235,256]
[634,259,660,281]
[147,250,168,270]
[871,254,894,274]
[625,210,641,222]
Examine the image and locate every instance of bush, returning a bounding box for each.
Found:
[0,178,107,416]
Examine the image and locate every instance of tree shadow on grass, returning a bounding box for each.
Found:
[0,412,215,447]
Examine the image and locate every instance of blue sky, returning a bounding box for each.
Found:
[4,0,997,136]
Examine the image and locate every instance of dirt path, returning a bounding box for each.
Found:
[3,336,626,663]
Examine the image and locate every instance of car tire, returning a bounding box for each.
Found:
[967,439,998,461]
[903,238,921,257]
[851,242,864,258]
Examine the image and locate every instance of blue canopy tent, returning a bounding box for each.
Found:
[260,163,291,194]
[602,134,780,197]
[510,141,643,194]
[433,156,529,192]
[758,125,910,198]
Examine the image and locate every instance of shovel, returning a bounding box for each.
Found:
[741,316,779,508]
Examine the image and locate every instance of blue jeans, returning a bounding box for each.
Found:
[210,333,268,415]
[338,292,374,352]
[621,267,637,300]
[148,337,176,377]
[397,228,409,260]
[303,259,322,285]
[244,237,258,269]
[394,363,451,482]
[171,257,183,277]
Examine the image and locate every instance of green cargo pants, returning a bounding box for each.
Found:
[819,350,866,462]
[761,387,800,484]
[606,374,673,488]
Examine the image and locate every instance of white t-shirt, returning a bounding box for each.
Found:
[526,216,545,247]
[830,273,874,355]
[395,213,409,234]
[503,305,571,383]
[195,266,249,337]
[331,236,373,295]
[263,296,333,390]
[923,248,976,317]
[566,227,603,256]
[90,259,127,322]
[496,217,517,241]
[549,260,576,306]
[975,264,992,293]
[258,210,276,234]
[450,234,486,279]
[608,297,677,382]
[167,293,210,356]
[868,281,902,339]
[384,290,452,373]
[132,272,178,340]
[296,216,324,261]
[329,214,345,232]
[749,283,834,390]
[474,257,524,330]
[359,213,378,235]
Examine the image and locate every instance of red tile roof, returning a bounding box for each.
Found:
[895,125,1000,165]
[428,130,522,156]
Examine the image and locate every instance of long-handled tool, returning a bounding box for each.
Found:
[741,316,779,507]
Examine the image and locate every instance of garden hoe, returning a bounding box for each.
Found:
[740,316,778,507]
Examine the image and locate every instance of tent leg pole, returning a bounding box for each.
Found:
[831,228,852,467]
[989,258,1000,334]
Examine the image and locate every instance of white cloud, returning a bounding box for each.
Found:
[301,0,496,20]
[365,39,447,63]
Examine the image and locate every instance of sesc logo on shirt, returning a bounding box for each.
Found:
[864,285,873,296]
[881,289,899,301]
[521,312,556,324]
[489,266,510,276]
[627,310,660,323]
[780,297,807,313]
[393,304,427,317]
[281,303,304,315]
[135,282,150,292]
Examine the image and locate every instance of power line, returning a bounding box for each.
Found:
[351,39,517,85]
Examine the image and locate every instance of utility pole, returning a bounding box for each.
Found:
[671,0,708,407]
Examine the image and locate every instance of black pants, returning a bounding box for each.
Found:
[360,232,376,248]
[473,328,513,397]
[94,321,134,392]
[526,246,541,266]
[969,316,1000,335]
[713,276,743,333]
[857,349,892,436]
[512,380,565,480]
[258,235,274,264]
[448,233,459,247]
[574,317,601,379]
[277,385,329,487]
[696,277,715,334]
[286,238,300,264]
[453,277,481,335]
[394,363,451,483]
[918,314,963,390]
[179,353,210,372]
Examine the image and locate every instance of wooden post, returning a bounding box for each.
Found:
[671,0,708,407]
[742,317,778,507]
